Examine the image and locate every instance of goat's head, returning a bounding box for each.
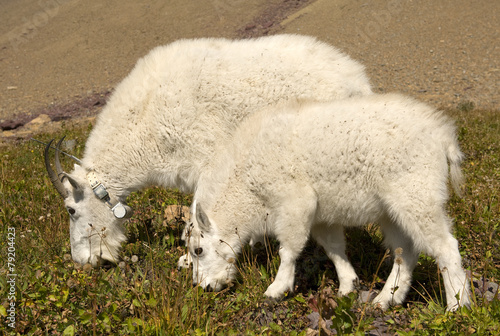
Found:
[187,201,238,292]
[44,138,131,267]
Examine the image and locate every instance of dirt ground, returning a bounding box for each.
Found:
[0,0,499,134]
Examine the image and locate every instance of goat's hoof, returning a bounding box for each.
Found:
[263,297,279,306]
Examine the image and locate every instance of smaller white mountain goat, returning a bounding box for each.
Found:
[185,94,470,311]
[43,34,372,266]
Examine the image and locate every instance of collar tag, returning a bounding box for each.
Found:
[87,171,109,201]
[87,171,101,189]
[93,184,109,200]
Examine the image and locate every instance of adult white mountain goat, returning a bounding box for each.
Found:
[43,35,372,266]
[184,94,470,311]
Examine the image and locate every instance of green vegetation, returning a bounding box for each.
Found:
[0,107,498,335]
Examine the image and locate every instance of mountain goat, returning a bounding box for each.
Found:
[43,35,372,266]
[185,94,470,311]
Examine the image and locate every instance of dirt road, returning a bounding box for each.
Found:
[0,0,498,133]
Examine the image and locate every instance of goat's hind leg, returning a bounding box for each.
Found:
[376,204,470,311]
[437,234,471,310]
[372,216,419,309]
[425,212,471,310]
[311,224,359,295]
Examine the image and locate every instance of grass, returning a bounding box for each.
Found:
[0,107,499,335]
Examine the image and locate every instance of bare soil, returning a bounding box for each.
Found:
[1,0,498,139]
[0,0,311,133]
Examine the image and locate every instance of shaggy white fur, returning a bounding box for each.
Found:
[186,94,470,311]
[51,35,372,266]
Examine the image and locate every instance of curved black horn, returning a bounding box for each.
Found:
[55,138,81,190]
[55,137,66,179]
[44,139,68,198]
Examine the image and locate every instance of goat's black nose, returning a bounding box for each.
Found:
[192,282,197,287]
[206,284,212,292]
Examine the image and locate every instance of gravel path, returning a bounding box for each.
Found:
[1,0,498,137]
[275,0,500,111]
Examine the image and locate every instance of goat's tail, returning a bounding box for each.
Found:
[446,134,465,197]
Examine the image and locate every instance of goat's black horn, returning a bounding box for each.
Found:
[44,139,68,198]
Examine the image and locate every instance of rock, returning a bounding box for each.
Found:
[26,114,51,126]
[484,291,496,302]
[472,278,500,301]
[305,328,318,336]
[1,114,52,138]
[0,120,24,131]
[318,318,333,335]
[164,205,190,224]
[487,281,499,294]
[307,311,335,335]
[359,289,379,303]
[307,311,320,329]
[1,130,15,137]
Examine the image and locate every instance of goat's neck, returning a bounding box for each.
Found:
[81,130,207,199]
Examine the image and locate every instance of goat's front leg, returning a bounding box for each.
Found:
[263,188,316,299]
[264,245,300,298]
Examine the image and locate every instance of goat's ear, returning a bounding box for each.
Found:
[196,203,212,233]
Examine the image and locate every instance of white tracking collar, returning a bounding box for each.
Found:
[86,171,132,219]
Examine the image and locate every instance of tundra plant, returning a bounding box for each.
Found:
[43,35,372,266]
[185,94,471,311]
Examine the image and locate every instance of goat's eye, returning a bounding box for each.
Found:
[194,247,203,256]
[67,207,76,215]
